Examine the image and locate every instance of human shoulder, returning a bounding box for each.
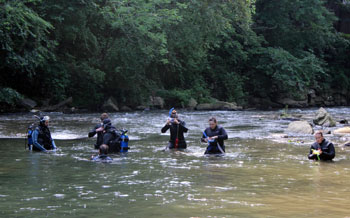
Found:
[94,123,102,129]
[324,139,334,146]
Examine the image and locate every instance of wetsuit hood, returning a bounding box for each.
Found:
[102,119,112,129]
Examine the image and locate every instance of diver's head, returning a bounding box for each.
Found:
[100,113,109,121]
[99,144,109,155]
[209,117,217,130]
[315,131,324,144]
[170,109,178,119]
[40,116,50,127]
[102,118,112,129]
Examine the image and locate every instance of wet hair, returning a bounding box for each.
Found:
[100,113,109,121]
[100,144,109,155]
[209,117,217,123]
[315,131,323,137]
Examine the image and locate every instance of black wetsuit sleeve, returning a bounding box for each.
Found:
[308,145,316,159]
[218,127,228,140]
[161,124,170,133]
[88,125,99,138]
[321,143,335,160]
[179,121,188,133]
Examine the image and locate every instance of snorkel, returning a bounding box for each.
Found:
[203,131,215,144]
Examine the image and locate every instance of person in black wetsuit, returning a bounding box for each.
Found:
[91,144,113,162]
[201,117,228,154]
[31,116,57,152]
[102,119,121,153]
[308,131,335,161]
[88,113,108,149]
[161,109,188,149]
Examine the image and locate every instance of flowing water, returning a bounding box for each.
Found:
[1,108,350,217]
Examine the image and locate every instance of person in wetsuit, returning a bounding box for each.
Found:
[161,109,188,149]
[91,144,113,162]
[201,117,228,154]
[88,113,109,149]
[102,119,121,153]
[32,116,57,152]
[308,131,335,161]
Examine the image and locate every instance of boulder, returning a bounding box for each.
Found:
[135,105,148,111]
[120,106,132,112]
[149,96,164,109]
[19,98,37,110]
[41,97,73,112]
[275,98,308,108]
[196,100,241,111]
[286,121,314,134]
[339,119,349,124]
[187,98,197,109]
[334,127,350,135]
[340,141,350,147]
[249,97,281,109]
[313,107,336,127]
[63,107,77,114]
[102,97,119,112]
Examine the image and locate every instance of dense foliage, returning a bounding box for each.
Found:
[1,0,349,109]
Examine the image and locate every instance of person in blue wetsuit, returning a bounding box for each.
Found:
[308,131,335,161]
[201,117,228,154]
[88,113,109,149]
[161,109,188,149]
[91,144,113,162]
[32,116,56,152]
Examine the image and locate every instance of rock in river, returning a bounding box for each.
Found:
[196,100,241,111]
[286,121,314,134]
[334,127,350,135]
[19,98,37,110]
[313,107,336,127]
[102,97,119,112]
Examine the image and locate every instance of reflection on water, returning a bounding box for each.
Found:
[0,108,350,217]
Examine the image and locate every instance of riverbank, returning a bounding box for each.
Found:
[3,93,350,115]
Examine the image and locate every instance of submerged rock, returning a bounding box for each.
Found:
[313,107,336,127]
[286,121,314,134]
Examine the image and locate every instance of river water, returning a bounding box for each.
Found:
[1,108,350,217]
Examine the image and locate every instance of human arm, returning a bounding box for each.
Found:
[201,130,208,143]
[179,121,188,133]
[88,124,101,137]
[215,127,228,140]
[308,144,319,160]
[320,143,335,160]
[32,129,47,152]
[161,123,170,133]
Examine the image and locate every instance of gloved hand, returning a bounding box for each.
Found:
[312,149,320,155]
